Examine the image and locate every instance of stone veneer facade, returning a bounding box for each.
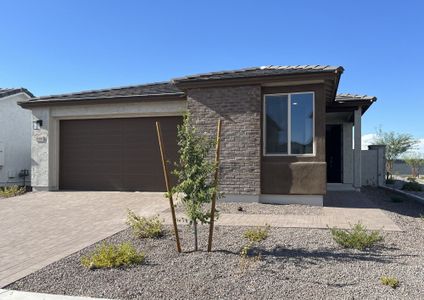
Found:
[187,85,261,198]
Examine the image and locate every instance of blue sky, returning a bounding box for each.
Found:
[1,0,423,145]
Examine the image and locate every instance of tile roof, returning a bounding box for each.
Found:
[336,93,377,102]
[0,88,34,98]
[173,65,343,82]
[28,82,183,102]
[25,65,343,104]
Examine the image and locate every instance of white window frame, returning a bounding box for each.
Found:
[263,91,315,157]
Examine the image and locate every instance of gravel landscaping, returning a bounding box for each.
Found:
[217,202,323,215]
[387,178,424,199]
[7,188,424,299]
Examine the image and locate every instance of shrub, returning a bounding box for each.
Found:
[385,178,395,184]
[126,209,164,238]
[243,225,270,243]
[380,276,399,289]
[330,223,383,250]
[240,225,270,258]
[401,179,422,191]
[0,185,25,198]
[81,242,144,269]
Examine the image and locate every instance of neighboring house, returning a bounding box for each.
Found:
[19,65,377,205]
[0,88,34,187]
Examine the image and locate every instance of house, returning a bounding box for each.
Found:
[19,65,377,206]
[0,88,34,187]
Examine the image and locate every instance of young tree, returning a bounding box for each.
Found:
[373,128,418,179]
[404,152,424,178]
[171,114,219,251]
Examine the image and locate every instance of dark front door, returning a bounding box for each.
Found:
[59,116,182,191]
[326,124,343,183]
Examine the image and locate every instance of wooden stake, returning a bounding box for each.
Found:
[207,119,222,252]
[156,121,182,253]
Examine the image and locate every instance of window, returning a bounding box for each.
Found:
[264,92,314,155]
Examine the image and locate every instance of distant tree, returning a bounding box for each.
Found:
[403,152,424,178]
[373,128,418,179]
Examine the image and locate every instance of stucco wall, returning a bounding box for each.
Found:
[31,107,51,189]
[362,145,386,186]
[261,84,327,195]
[0,93,32,186]
[186,85,262,197]
[29,100,186,191]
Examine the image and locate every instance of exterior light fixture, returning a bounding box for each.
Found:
[33,120,43,130]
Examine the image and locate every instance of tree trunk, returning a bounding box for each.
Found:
[193,221,198,251]
[386,160,393,180]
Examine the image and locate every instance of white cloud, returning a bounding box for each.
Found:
[361,133,377,150]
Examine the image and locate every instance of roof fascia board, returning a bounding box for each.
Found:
[0,91,32,102]
[326,104,371,115]
[261,79,325,87]
[173,72,339,90]
[19,93,186,108]
[0,89,34,99]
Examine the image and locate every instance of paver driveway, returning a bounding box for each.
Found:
[0,191,169,288]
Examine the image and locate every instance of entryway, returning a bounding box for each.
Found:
[326,124,343,183]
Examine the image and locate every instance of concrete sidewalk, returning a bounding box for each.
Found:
[163,206,401,231]
[162,191,402,231]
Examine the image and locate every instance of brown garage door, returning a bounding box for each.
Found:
[59,116,182,191]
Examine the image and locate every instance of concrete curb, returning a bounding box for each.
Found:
[379,185,424,205]
[0,289,110,300]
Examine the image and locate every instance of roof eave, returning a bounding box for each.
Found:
[173,69,343,90]
[19,93,186,108]
[331,68,344,102]
[0,88,34,99]
[327,98,376,115]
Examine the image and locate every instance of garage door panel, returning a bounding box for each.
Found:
[60,116,181,191]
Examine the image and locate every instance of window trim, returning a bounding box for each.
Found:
[263,91,315,157]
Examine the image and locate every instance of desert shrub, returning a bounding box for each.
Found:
[385,178,395,184]
[0,185,25,198]
[401,178,422,191]
[81,242,144,269]
[126,209,164,238]
[380,276,399,289]
[240,225,270,258]
[244,226,270,243]
[330,223,383,250]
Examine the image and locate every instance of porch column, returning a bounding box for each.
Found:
[353,107,362,189]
